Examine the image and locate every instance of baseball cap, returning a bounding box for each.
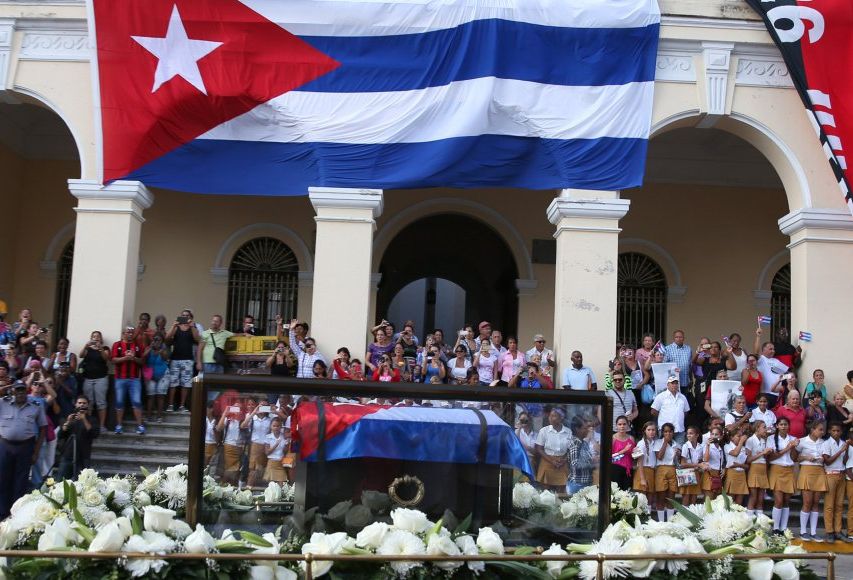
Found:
[12,381,27,390]
[478,321,491,331]
[666,375,679,383]
[0,299,7,315]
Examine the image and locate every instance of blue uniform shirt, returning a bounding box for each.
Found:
[0,397,47,440]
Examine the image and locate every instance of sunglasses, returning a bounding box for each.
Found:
[535,340,545,343]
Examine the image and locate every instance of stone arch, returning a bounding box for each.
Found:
[650,110,812,212]
[618,238,686,303]
[211,223,313,282]
[40,221,76,273]
[373,197,535,281]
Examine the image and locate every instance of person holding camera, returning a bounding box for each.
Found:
[21,341,49,379]
[111,326,145,435]
[365,323,394,374]
[238,314,258,336]
[78,331,111,429]
[0,381,47,519]
[47,337,77,376]
[55,395,99,480]
[165,312,200,413]
[289,319,324,379]
[143,335,170,423]
[19,323,49,358]
[266,341,297,377]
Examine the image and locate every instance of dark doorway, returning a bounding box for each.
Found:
[377,214,519,336]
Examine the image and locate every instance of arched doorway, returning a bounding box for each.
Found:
[377,214,519,337]
[617,252,667,348]
[226,237,299,335]
[770,264,791,340]
[52,239,75,342]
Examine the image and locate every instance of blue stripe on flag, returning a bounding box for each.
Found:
[296,19,659,93]
[125,134,649,195]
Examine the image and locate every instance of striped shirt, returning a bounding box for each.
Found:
[111,341,142,380]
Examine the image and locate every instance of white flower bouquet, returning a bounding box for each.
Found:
[513,482,649,529]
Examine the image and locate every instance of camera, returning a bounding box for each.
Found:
[228,405,241,414]
[177,316,189,324]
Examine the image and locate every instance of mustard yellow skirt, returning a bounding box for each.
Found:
[632,466,656,493]
[768,464,796,494]
[204,443,217,465]
[702,469,721,492]
[249,442,268,470]
[655,465,678,493]
[264,461,287,483]
[724,469,749,495]
[796,465,828,492]
[223,444,242,474]
[537,457,569,486]
[747,463,769,489]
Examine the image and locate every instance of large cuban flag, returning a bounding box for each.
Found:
[91,0,660,196]
[292,402,535,478]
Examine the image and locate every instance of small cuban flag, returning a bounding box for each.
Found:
[653,340,664,353]
[799,331,813,342]
[757,315,772,326]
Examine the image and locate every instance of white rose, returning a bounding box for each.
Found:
[538,490,558,508]
[426,534,463,570]
[390,508,431,533]
[122,531,176,577]
[115,517,133,538]
[748,559,774,580]
[48,485,66,504]
[587,504,598,517]
[455,535,484,573]
[249,565,297,580]
[772,560,799,580]
[0,521,18,550]
[184,524,216,553]
[475,527,504,555]
[164,464,188,478]
[622,536,656,577]
[139,473,161,493]
[106,477,132,495]
[134,491,152,507]
[95,511,117,528]
[376,530,426,576]
[143,506,176,533]
[355,522,389,549]
[169,519,193,539]
[512,483,538,509]
[88,521,126,552]
[77,469,100,489]
[264,482,282,503]
[301,532,349,578]
[542,543,568,578]
[32,501,58,525]
[37,516,81,551]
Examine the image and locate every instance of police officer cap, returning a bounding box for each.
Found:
[12,380,26,390]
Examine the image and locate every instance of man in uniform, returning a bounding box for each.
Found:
[0,380,47,519]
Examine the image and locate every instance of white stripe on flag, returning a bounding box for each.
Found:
[201,78,655,144]
[239,0,661,37]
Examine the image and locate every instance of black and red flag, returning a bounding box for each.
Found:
[746,0,853,215]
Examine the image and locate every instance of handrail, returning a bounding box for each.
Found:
[0,549,836,580]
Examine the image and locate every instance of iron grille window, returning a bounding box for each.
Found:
[617,252,667,348]
[770,263,791,341]
[227,237,299,336]
[52,240,74,343]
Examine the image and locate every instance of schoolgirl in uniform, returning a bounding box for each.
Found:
[746,419,772,517]
[821,421,848,542]
[796,420,828,541]
[702,424,726,500]
[723,424,750,506]
[767,417,799,534]
[653,423,678,522]
[676,425,703,506]
[632,421,658,508]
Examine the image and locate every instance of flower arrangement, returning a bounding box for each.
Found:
[512,482,649,529]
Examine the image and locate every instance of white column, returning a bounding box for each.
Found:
[547,189,630,385]
[779,208,853,389]
[66,180,152,347]
[309,187,383,359]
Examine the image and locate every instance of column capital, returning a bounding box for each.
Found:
[547,197,630,227]
[298,271,315,286]
[778,207,853,236]
[309,187,384,219]
[68,179,154,209]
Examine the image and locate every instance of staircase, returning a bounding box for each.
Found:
[90,412,191,477]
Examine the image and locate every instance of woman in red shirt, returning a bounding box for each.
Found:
[775,390,808,439]
[740,354,762,406]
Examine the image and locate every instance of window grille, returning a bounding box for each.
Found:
[227,237,299,336]
[617,252,667,348]
[52,240,74,343]
[770,263,791,341]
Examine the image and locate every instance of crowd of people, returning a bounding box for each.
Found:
[3,304,853,540]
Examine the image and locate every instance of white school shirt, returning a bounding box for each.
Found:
[535,424,572,456]
[222,419,241,446]
[769,433,796,466]
[250,415,272,444]
[796,436,825,466]
[746,434,769,465]
[652,438,677,466]
[679,441,704,466]
[205,417,217,445]
[265,432,287,461]
[822,437,847,473]
[846,452,853,481]
[637,438,658,469]
[750,408,777,432]
[724,411,747,427]
[724,442,748,471]
[705,443,725,471]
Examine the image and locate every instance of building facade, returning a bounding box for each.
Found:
[1,0,852,385]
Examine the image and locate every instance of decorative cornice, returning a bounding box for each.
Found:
[735,56,792,88]
[309,187,384,219]
[515,279,538,297]
[68,179,154,209]
[697,42,734,127]
[19,29,90,61]
[546,197,631,226]
[660,16,765,31]
[778,208,853,236]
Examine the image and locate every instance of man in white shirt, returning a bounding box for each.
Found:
[651,376,690,444]
[752,328,788,407]
[526,334,555,376]
[489,330,507,359]
[561,351,597,390]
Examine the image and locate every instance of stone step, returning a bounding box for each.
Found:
[116,420,192,436]
[94,433,190,448]
[91,440,189,456]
